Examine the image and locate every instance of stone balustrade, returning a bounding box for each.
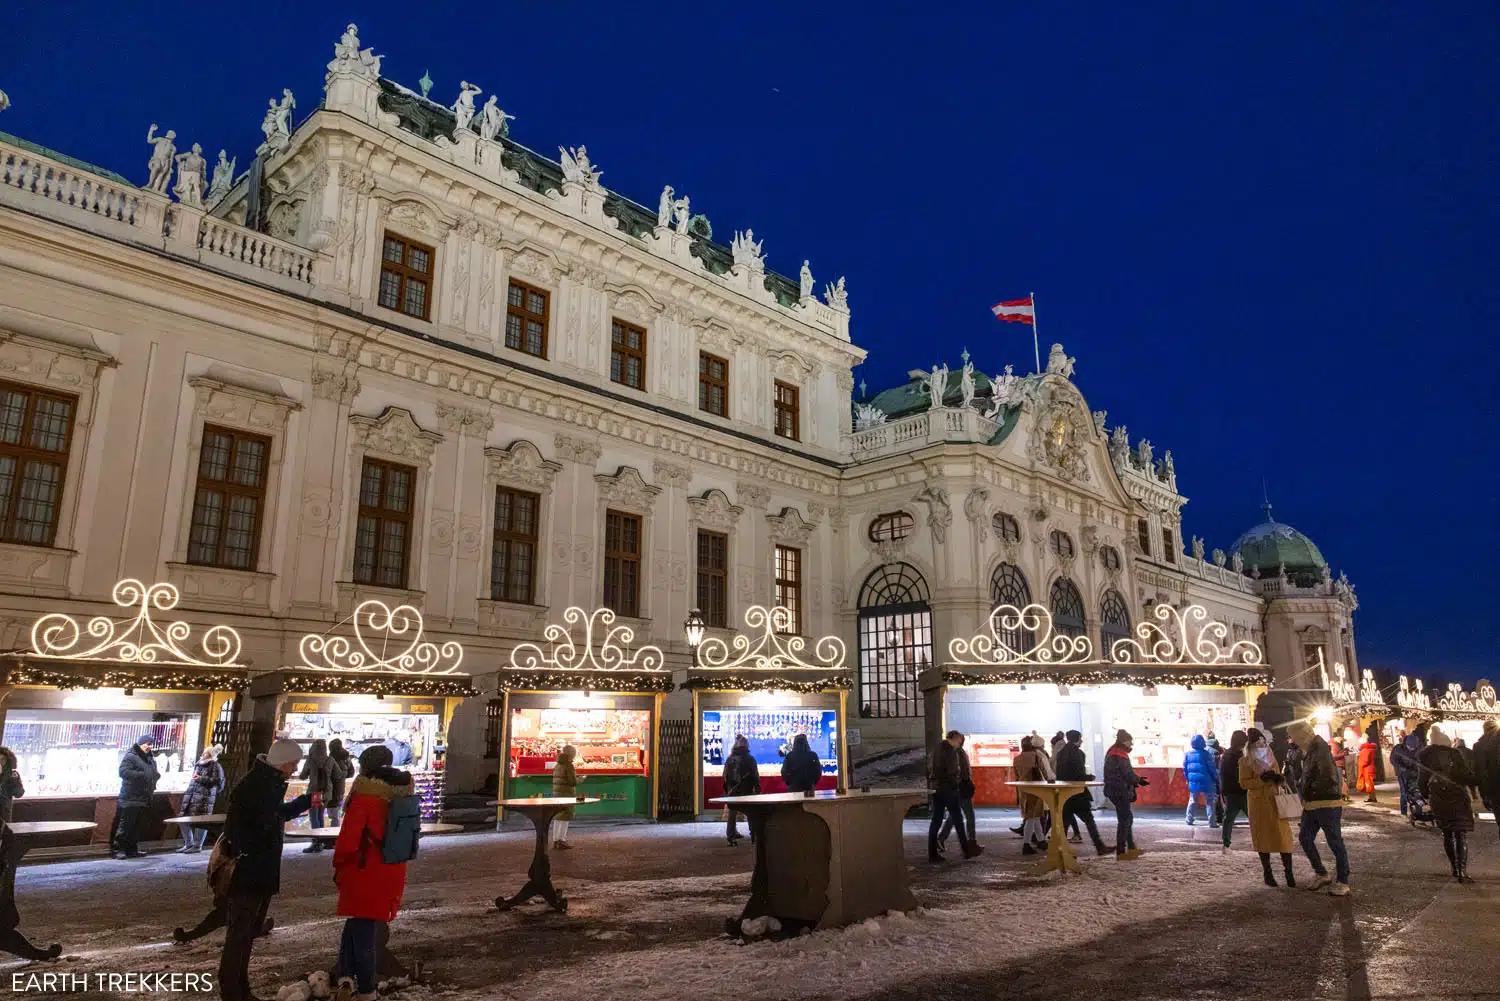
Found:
[198,215,315,286]
[843,407,1001,458]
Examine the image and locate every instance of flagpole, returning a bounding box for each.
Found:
[1030,291,1041,374]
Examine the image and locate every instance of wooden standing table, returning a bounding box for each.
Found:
[1007,780,1103,875]
[709,789,926,935]
[488,797,600,913]
[1,821,97,959]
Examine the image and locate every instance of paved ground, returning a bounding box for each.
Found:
[2,800,1496,1000]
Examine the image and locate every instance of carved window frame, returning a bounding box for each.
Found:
[171,377,298,577]
[698,351,730,418]
[377,231,435,322]
[480,440,561,611]
[505,279,551,360]
[609,317,648,392]
[594,466,660,620]
[687,488,743,629]
[0,378,77,548]
[773,380,800,442]
[341,407,441,600]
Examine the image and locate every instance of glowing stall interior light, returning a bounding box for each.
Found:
[299,600,463,675]
[30,579,243,667]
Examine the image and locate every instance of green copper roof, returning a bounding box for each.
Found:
[0,129,132,186]
[1234,505,1327,576]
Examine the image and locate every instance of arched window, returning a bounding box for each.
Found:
[1050,577,1086,637]
[1099,588,1130,655]
[868,512,915,543]
[1101,545,1121,573]
[857,564,932,720]
[993,512,1021,543]
[989,562,1034,652]
[1049,530,1075,559]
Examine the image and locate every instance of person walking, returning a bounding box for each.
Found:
[113,735,160,859]
[0,746,25,823]
[1239,728,1296,886]
[1418,727,1477,882]
[1391,733,1421,816]
[1356,733,1379,803]
[780,733,823,793]
[1288,721,1349,896]
[1473,719,1500,830]
[1055,730,1108,856]
[1183,735,1220,828]
[300,739,334,853]
[1206,733,1226,825]
[1219,730,1249,850]
[178,745,225,853]
[328,738,354,829]
[722,735,760,846]
[1012,735,1054,855]
[332,746,415,1001]
[928,730,981,862]
[218,739,311,1001]
[1103,729,1148,860]
[937,733,979,853]
[550,745,580,850]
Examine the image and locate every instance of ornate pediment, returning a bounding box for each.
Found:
[687,489,743,532]
[1025,387,1092,483]
[485,439,561,490]
[349,407,443,462]
[386,198,445,239]
[190,376,301,432]
[595,466,661,514]
[606,283,664,326]
[767,348,817,382]
[766,506,814,546]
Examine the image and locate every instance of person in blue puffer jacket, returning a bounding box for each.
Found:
[1183,734,1220,828]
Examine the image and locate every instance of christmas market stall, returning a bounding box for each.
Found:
[684,605,849,815]
[495,608,668,820]
[245,600,475,829]
[926,602,1269,808]
[0,580,247,845]
[1396,675,1499,748]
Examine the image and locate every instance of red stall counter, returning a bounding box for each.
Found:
[973,765,1191,807]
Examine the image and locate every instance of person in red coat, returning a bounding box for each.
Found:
[332,746,414,1001]
[1357,739,1379,802]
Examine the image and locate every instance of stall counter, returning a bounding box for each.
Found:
[505,772,652,816]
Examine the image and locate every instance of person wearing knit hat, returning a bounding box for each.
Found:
[1288,720,1350,895]
[112,733,160,859]
[1103,729,1149,859]
[218,739,311,1001]
[178,744,227,853]
[1418,726,1477,881]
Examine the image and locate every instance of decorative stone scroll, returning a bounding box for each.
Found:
[299,600,463,675]
[29,579,242,667]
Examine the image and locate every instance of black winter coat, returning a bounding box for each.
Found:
[224,759,311,897]
[1418,745,1476,833]
[1054,742,1092,783]
[1219,747,1246,797]
[328,749,354,805]
[780,747,823,792]
[722,749,761,797]
[1473,729,1500,804]
[1297,736,1343,803]
[116,745,160,807]
[930,740,962,793]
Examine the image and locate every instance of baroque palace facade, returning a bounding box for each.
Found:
[0,27,1358,798]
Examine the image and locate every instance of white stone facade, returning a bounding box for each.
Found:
[0,27,1356,780]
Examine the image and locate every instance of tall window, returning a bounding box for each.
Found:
[610,319,647,390]
[1049,530,1075,559]
[603,510,641,617]
[378,233,433,320]
[0,382,75,547]
[696,530,728,627]
[1100,588,1131,655]
[993,512,1021,543]
[490,487,539,603]
[699,352,728,417]
[774,545,802,635]
[354,459,415,587]
[187,426,270,570]
[1161,526,1176,564]
[505,281,549,358]
[1136,518,1151,555]
[857,563,932,719]
[773,381,800,441]
[989,562,1034,652]
[1050,577,1086,637]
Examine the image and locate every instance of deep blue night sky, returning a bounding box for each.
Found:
[5,5,1497,683]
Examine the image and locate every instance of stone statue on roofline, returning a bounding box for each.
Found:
[0,90,9,113]
[478,96,514,142]
[853,403,887,431]
[1045,342,1076,378]
[983,364,1019,419]
[145,124,176,193]
[824,276,848,311]
[328,23,381,81]
[959,356,976,409]
[1108,424,1129,465]
[173,143,206,207]
[924,363,949,411]
[799,260,814,301]
[657,185,674,229]
[672,194,691,234]
[206,150,236,205]
[1136,438,1153,472]
[453,81,482,135]
[259,90,295,155]
[731,229,764,269]
[559,145,603,191]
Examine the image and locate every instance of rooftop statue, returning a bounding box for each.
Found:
[259,89,295,155]
[478,95,514,142]
[731,229,765,269]
[671,194,691,234]
[853,403,887,431]
[559,145,603,191]
[982,364,1019,419]
[206,150,236,205]
[1162,449,1175,484]
[657,185,674,229]
[1137,438,1154,471]
[173,142,206,207]
[959,357,976,410]
[1045,342,1076,378]
[453,81,482,135]
[824,276,848,311]
[144,124,176,193]
[328,23,381,80]
[0,90,9,113]
[799,260,814,301]
[924,363,949,411]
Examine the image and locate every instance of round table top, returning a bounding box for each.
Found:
[5,821,98,836]
[1006,780,1104,789]
[489,797,602,808]
[710,788,927,806]
[299,822,464,838]
[165,814,226,824]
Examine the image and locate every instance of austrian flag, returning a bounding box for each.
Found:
[991,297,1035,325]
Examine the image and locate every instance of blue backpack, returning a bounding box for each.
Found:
[381,793,422,864]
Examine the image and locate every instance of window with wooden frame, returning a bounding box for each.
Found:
[490,487,540,603]
[187,426,271,570]
[0,381,75,547]
[773,381,800,441]
[698,352,729,417]
[774,545,802,635]
[696,530,728,628]
[1136,518,1152,556]
[353,458,416,588]
[868,512,915,543]
[505,281,549,358]
[603,510,642,617]
[1049,530,1075,559]
[610,319,647,391]
[1161,526,1177,564]
[993,512,1021,543]
[378,233,434,320]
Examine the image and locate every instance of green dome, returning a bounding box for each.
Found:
[1234,504,1326,578]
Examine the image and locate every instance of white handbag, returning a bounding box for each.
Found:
[1274,785,1303,821]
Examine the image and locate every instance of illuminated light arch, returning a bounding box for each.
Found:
[696,605,846,672]
[509,606,665,674]
[299,600,462,675]
[30,579,242,667]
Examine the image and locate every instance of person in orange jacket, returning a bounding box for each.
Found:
[332,746,414,1001]
[1357,737,1379,802]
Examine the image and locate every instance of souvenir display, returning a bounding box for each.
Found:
[278,709,446,828]
[507,708,651,777]
[0,712,202,799]
[701,708,839,777]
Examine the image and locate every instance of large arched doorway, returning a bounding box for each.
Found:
[1099,588,1131,656]
[989,562,1035,652]
[1049,577,1086,638]
[857,563,932,718]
